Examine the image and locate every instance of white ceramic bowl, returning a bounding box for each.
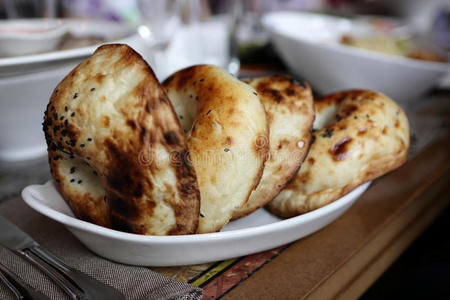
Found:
[262,11,450,101]
[22,181,371,266]
[0,19,68,57]
[0,65,76,161]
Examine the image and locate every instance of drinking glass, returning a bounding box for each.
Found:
[137,0,181,50]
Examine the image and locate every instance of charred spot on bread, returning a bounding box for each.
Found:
[329,137,352,161]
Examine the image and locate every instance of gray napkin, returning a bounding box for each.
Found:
[0,197,203,300]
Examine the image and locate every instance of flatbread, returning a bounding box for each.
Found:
[43,44,200,235]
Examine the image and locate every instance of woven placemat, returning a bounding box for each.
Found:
[0,197,202,300]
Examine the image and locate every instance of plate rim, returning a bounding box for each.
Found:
[22,180,371,244]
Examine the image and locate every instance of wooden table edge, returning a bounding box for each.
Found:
[224,135,450,300]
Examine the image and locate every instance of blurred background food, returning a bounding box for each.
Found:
[340,33,448,62]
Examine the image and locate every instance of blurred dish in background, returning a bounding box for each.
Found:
[339,16,448,63]
[341,34,448,63]
[0,18,136,77]
[0,19,68,57]
[263,11,450,102]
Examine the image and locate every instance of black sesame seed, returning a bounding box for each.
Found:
[87,157,91,160]
[366,114,370,119]
[90,87,95,92]
[193,81,197,86]
[200,213,205,218]
[78,180,82,184]
[80,144,85,148]
[320,128,334,138]
[64,106,68,112]
[253,92,258,96]
[189,94,193,98]
[70,155,75,159]
[206,110,212,115]
[73,93,78,99]
[51,106,55,111]
[199,78,204,82]
[55,89,59,94]
[70,179,75,183]
[353,116,358,120]
[93,171,97,175]
[70,167,75,174]
[179,115,184,119]
[87,138,92,141]
[54,156,59,161]
[64,119,69,127]
[60,116,64,120]
[71,112,75,117]
[224,148,230,152]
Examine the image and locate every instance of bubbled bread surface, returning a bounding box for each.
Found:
[163,65,269,233]
[268,90,410,218]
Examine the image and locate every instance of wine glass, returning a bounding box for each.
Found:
[137,0,181,49]
[137,0,182,78]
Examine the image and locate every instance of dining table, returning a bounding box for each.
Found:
[0,47,449,300]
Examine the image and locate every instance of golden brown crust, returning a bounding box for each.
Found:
[267,90,410,218]
[43,44,200,235]
[163,65,269,233]
[232,76,314,219]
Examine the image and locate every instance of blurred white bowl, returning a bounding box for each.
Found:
[0,19,68,57]
[0,65,76,161]
[0,19,140,162]
[263,11,450,101]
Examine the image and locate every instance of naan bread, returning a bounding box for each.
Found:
[43,44,200,235]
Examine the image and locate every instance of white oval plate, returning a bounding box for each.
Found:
[22,181,370,266]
